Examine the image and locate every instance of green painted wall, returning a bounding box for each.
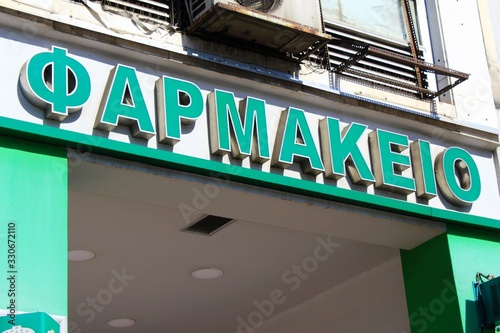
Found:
[447,225,500,333]
[401,234,463,333]
[402,226,500,333]
[0,136,67,316]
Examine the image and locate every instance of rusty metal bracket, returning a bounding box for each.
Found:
[368,46,469,98]
[402,0,424,97]
[331,41,469,99]
[324,0,469,100]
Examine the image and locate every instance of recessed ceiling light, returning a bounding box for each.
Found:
[68,250,95,262]
[192,268,224,279]
[106,318,136,328]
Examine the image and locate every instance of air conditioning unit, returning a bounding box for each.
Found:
[478,276,500,327]
[186,0,331,60]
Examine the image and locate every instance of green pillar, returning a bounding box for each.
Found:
[0,137,68,318]
[401,226,500,333]
[401,234,463,333]
[447,225,500,333]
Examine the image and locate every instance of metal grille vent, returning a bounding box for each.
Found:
[315,21,469,100]
[102,0,171,24]
[478,276,500,326]
[325,23,429,97]
[236,0,280,12]
[184,215,235,235]
[491,284,500,317]
[318,0,470,100]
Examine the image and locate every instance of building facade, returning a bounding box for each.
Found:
[0,0,500,332]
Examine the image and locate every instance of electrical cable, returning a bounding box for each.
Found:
[477,272,495,283]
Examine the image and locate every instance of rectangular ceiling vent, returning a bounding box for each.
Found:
[185,0,331,61]
[183,215,235,235]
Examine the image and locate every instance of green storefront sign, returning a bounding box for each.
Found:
[17,46,482,208]
[1,44,494,231]
[0,312,59,333]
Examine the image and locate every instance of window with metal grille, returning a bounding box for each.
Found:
[317,0,468,100]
